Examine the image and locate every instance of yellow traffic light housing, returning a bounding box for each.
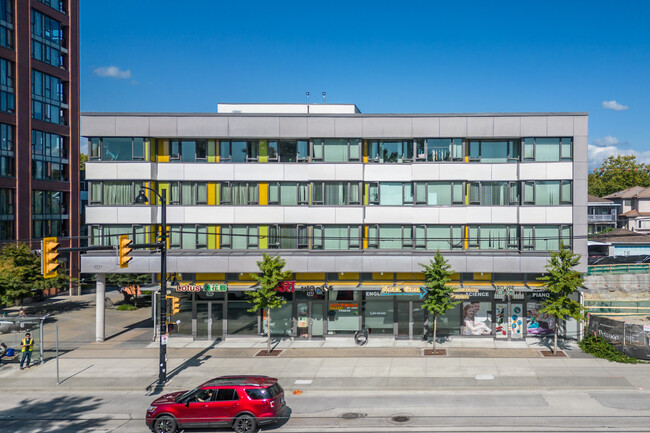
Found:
[118,235,133,268]
[41,237,60,279]
[170,297,181,315]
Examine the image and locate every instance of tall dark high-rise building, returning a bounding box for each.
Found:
[0,0,80,281]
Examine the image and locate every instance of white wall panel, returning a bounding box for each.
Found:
[545,207,573,224]
[519,207,546,224]
[411,164,440,180]
[282,164,328,181]
[117,207,157,224]
[162,207,186,224]
[156,163,184,180]
[364,165,412,181]
[234,206,284,224]
[545,162,573,179]
[490,207,518,223]
[183,206,222,224]
[282,207,336,224]
[85,206,119,224]
[234,164,283,181]
[116,163,154,180]
[364,206,415,224]
[335,207,364,224]
[518,163,547,180]
[407,207,440,224]
[490,164,518,180]
[85,162,118,180]
[438,207,468,224]
[181,164,223,181]
[335,164,364,180]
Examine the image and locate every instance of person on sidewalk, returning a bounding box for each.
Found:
[19,333,34,370]
[0,342,7,365]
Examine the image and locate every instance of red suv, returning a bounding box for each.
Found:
[146,375,287,433]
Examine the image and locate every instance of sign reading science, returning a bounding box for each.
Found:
[450,288,491,300]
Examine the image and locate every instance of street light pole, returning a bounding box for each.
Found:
[135,186,168,385]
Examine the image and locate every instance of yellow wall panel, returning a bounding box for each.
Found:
[363,226,368,249]
[259,226,268,249]
[216,226,220,249]
[473,272,491,281]
[259,183,268,205]
[208,226,216,249]
[207,140,217,163]
[196,273,225,281]
[296,273,325,282]
[338,272,359,281]
[207,183,216,205]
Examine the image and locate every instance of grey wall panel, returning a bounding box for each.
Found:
[573,161,588,182]
[279,117,309,138]
[547,116,574,136]
[465,255,494,273]
[412,117,440,137]
[228,255,265,273]
[493,256,522,273]
[307,255,336,272]
[81,116,116,137]
[573,135,588,163]
[115,116,150,137]
[467,117,494,137]
[307,117,336,137]
[363,255,412,272]
[177,117,229,137]
[362,117,412,138]
[520,256,552,273]
[334,117,363,137]
[574,116,588,137]
[445,256,468,273]
[228,117,280,138]
[493,117,521,137]
[520,117,547,136]
[439,117,467,136]
[149,117,179,137]
[335,256,363,272]
[284,256,310,272]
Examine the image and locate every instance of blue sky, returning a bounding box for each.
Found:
[81,1,650,167]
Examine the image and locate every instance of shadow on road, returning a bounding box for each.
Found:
[0,395,110,432]
[105,317,154,341]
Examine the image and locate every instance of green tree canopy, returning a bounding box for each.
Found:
[588,155,650,197]
[537,245,585,353]
[421,251,460,352]
[80,153,88,170]
[0,243,70,307]
[247,253,293,353]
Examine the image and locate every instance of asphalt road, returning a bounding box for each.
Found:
[1,389,650,432]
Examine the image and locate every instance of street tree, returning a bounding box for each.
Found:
[0,243,70,307]
[247,253,292,354]
[421,251,459,353]
[537,245,585,354]
[588,155,650,197]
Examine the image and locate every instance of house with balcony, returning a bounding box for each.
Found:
[587,194,619,234]
[604,186,650,234]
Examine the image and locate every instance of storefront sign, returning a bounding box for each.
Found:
[329,302,359,312]
[451,288,491,300]
[494,285,515,298]
[277,281,332,295]
[379,285,428,299]
[204,283,227,292]
[175,283,227,293]
[176,284,202,292]
[529,291,550,299]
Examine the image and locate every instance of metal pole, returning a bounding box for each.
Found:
[56,324,59,385]
[159,190,167,384]
[39,319,44,365]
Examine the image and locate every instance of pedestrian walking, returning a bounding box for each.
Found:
[19,333,34,370]
[18,308,26,318]
[0,342,7,365]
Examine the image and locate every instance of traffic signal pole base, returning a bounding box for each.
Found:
[95,274,106,342]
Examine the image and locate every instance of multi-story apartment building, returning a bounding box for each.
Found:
[587,194,619,234]
[0,0,80,280]
[81,105,587,341]
[604,186,650,234]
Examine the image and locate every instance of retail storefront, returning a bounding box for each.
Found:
[167,281,575,341]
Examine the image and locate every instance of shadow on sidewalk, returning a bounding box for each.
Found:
[105,317,153,342]
[0,395,109,432]
[146,340,219,396]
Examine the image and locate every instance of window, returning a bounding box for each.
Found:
[0,0,13,50]
[368,140,414,163]
[269,225,308,249]
[220,225,258,249]
[88,181,135,205]
[90,225,146,247]
[312,182,361,205]
[32,190,67,237]
[37,0,66,13]
[468,140,519,163]
[167,139,207,162]
[312,225,362,250]
[216,389,239,401]
[0,58,14,113]
[523,138,572,162]
[219,140,259,162]
[268,140,309,162]
[466,182,519,206]
[415,138,464,162]
[31,69,65,124]
[467,225,518,250]
[167,182,209,205]
[414,225,464,250]
[312,139,361,162]
[0,123,13,177]
[411,182,463,206]
[523,181,572,205]
[368,182,414,205]
[169,225,208,249]
[220,182,258,205]
[367,225,413,250]
[0,187,13,215]
[521,225,572,251]
[32,130,67,180]
[268,182,309,205]
[31,9,64,68]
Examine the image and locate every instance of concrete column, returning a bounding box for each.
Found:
[96,274,105,342]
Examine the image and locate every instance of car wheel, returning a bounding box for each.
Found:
[233,414,257,433]
[153,415,177,433]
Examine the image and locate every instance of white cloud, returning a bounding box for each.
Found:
[593,135,620,147]
[93,65,132,79]
[601,100,628,111]
[588,136,650,170]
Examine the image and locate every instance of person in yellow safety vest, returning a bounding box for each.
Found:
[19,332,34,370]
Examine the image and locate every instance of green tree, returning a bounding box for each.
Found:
[421,252,460,353]
[588,155,650,197]
[247,253,292,354]
[80,153,88,170]
[537,245,586,354]
[0,243,70,307]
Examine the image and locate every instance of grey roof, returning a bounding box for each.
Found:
[591,228,650,244]
[604,186,650,200]
[588,194,613,203]
[80,111,589,118]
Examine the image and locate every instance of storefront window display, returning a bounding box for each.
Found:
[227,291,258,335]
[327,290,360,334]
[363,294,394,334]
[526,293,555,336]
[461,301,492,336]
[263,292,293,336]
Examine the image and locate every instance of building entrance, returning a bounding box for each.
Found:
[195,302,224,340]
[396,301,425,340]
[296,301,325,338]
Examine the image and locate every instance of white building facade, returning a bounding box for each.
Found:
[81,107,588,341]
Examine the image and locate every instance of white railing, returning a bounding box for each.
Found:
[588,214,616,222]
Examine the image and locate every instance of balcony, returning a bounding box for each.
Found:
[588,214,616,223]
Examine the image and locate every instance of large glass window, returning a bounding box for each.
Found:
[368,225,413,250]
[523,137,572,162]
[0,0,13,50]
[32,190,67,237]
[521,225,572,251]
[31,9,64,68]
[312,225,362,250]
[0,123,13,177]
[467,225,518,250]
[312,182,361,205]
[369,140,414,163]
[363,298,394,334]
[32,130,67,181]
[414,225,464,250]
[220,225,258,249]
[31,69,65,124]
[0,58,14,113]
[0,187,13,215]
[327,290,361,334]
[466,182,519,206]
[523,181,572,205]
[312,139,361,162]
[268,182,309,205]
[220,182,258,205]
[37,0,66,13]
[88,181,134,205]
[412,182,463,206]
[269,225,308,249]
[468,140,519,163]
[219,140,259,162]
[169,225,208,249]
[268,140,309,162]
[416,138,464,162]
[90,137,145,161]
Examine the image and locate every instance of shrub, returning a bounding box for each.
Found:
[579,333,640,363]
[117,304,138,311]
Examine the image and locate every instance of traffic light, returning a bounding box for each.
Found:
[170,297,181,315]
[41,237,60,279]
[118,235,133,268]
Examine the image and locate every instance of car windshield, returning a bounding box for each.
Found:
[175,387,199,403]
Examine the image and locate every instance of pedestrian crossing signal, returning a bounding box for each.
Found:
[118,235,133,268]
[41,237,60,279]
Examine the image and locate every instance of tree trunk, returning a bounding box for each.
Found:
[553,317,558,354]
[433,314,438,353]
[267,307,271,354]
